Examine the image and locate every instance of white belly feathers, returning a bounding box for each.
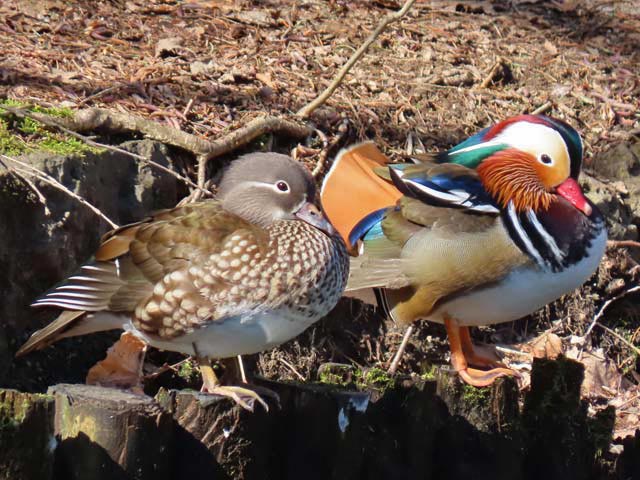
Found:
[428,227,607,326]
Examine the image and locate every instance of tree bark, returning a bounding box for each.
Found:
[0,359,637,480]
[0,389,55,480]
[49,384,173,480]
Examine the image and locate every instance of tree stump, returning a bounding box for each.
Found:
[49,384,173,480]
[0,389,54,480]
[0,357,636,480]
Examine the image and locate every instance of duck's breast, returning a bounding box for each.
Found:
[428,226,606,326]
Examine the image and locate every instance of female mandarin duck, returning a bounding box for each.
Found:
[17,153,349,410]
[320,115,607,387]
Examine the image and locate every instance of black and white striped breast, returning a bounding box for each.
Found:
[502,197,606,272]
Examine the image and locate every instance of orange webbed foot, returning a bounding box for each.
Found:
[457,366,518,387]
[459,326,508,369]
[197,357,275,412]
[445,317,519,387]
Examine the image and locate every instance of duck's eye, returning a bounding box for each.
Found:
[539,153,553,165]
[276,181,289,192]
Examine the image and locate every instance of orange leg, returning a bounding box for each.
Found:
[459,326,506,369]
[444,316,517,387]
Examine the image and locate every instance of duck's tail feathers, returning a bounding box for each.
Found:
[15,310,126,357]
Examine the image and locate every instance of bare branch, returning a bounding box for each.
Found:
[0,104,207,193]
[0,154,119,229]
[296,0,417,119]
[584,285,640,338]
[0,159,51,216]
[607,239,640,249]
[59,107,214,155]
[0,105,311,182]
[197,154,208,192]
[201,115,311,162]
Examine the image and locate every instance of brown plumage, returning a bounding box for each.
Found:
[18,152,349,411]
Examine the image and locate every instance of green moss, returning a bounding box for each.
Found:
[319,371,345,385]
[461,383,490,406]
[1,99,73,118]
[0,121,26,156]
[361,367,394,391]
[0,391,52,431]
[420,364,437,381]
[154,388,171,407]
[178,358,198,382]
[0,99,98,156]
[318,364,356,386]
[39,136,95,155]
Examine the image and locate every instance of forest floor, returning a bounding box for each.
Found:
[1,0,639,441]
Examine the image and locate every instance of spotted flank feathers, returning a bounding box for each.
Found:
[19,152,350,360]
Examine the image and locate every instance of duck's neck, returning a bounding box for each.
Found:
[502,198,605,272]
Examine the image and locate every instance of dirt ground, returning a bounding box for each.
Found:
[1,0,639,440]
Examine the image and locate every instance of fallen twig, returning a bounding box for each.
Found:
[312,119,350,178]
[388,324,414,374]
[531,101,553,115]
[608,240,640,249]
[296,0,417,119]
[0,158,51,216]
[279,357,306,382]
[311,128,329,177]
[584,285,640,338]
[1,154,119,229]
[479,58,504,89]
[595,322,640,357]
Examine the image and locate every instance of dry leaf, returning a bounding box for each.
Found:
[228,10,277,28]
[190,60,216,76]
[86,332,147,392]
[579,348,621,398]
[544,40,558,56]
[156,37,183,58]
[531,332,563,359]
[256,72,276,89]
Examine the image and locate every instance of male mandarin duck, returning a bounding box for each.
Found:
[17,152,349,410]
[320,115,607,387]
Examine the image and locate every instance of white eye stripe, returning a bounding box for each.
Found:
[237,180,291,193]
[494,123,570,165]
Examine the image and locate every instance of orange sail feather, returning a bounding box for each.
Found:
[320,142,401,248]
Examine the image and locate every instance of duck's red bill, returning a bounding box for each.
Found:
[556,178,592,216]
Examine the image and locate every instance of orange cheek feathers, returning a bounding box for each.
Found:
[533,159,569,190]
[477,149,552,212]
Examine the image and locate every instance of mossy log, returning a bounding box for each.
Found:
[0,389,54,480]
[0,358,637,480]
[49,384,173,480]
